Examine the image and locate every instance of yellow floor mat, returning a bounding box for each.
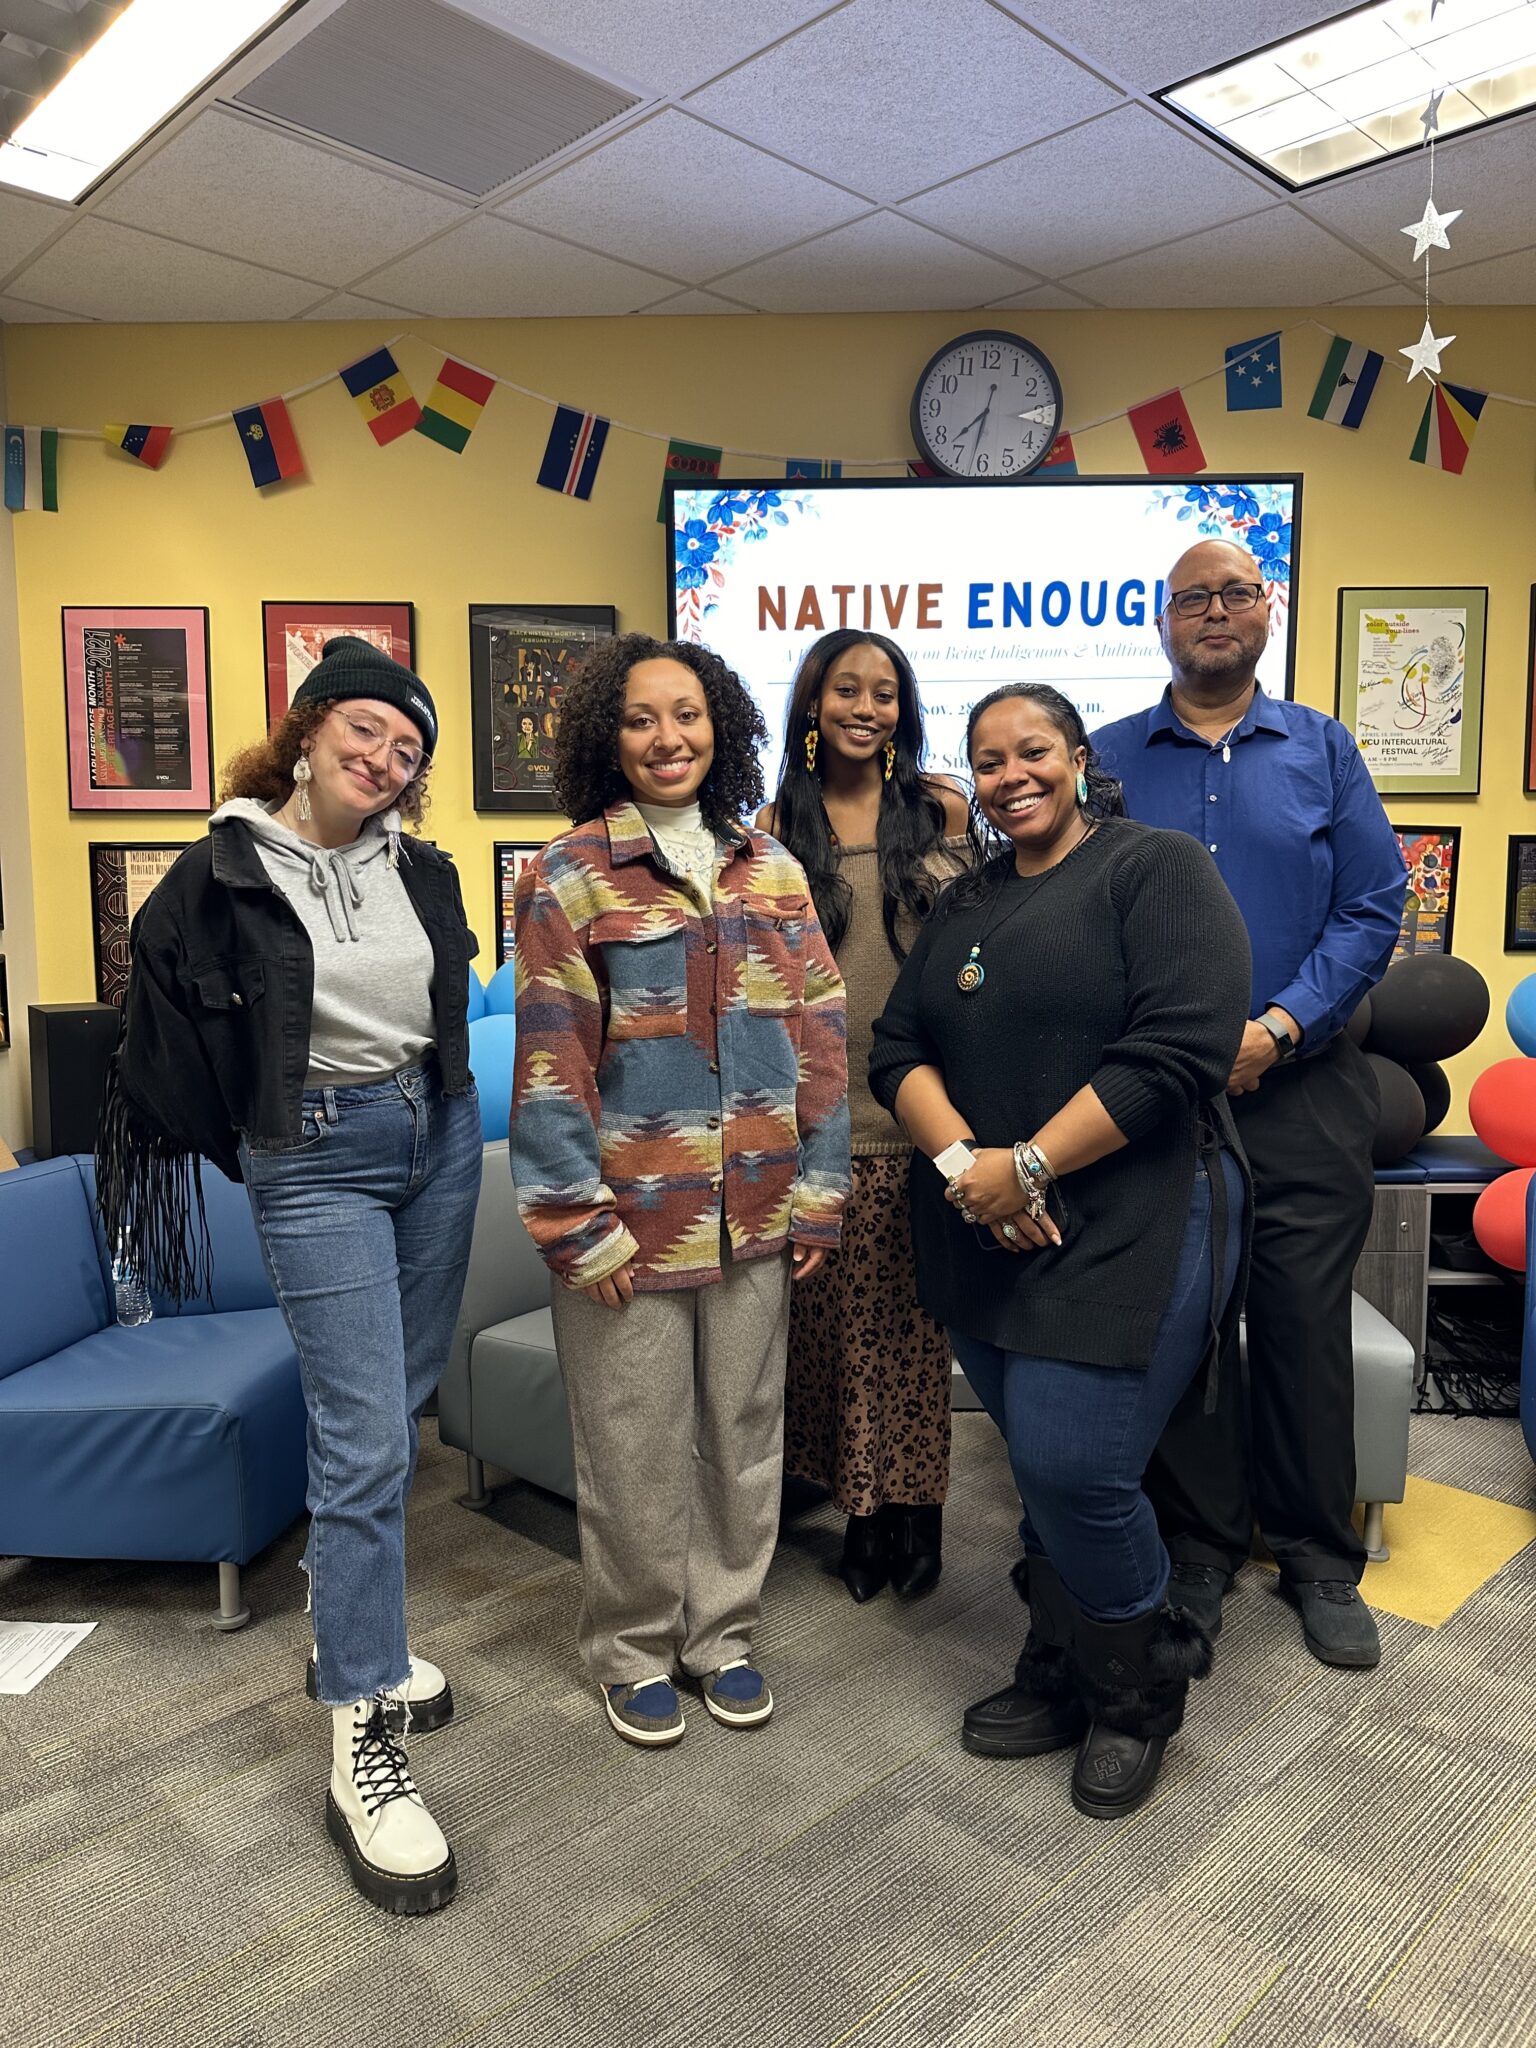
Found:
[1356,1474,1536,1627]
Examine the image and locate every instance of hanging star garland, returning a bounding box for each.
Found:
[1401,196,1461,261]
[1401,318,1456,382]
[1420,87,1444,139]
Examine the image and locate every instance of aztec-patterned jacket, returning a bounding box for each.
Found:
[510,800,850,1293]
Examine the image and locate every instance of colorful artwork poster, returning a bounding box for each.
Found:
[91,842,185,1005]
[1337,587,1486,796]
[1391,825,1459,959]
[1507,838,1536,953]
[262,602,415,728]
[470,605,615,812]
[494,843,541,966]
[64,607,212,811]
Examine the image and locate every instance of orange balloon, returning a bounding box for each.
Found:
[1468,1059,1536,1167]
[1472,1167,1536,1273]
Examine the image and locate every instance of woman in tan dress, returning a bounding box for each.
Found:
[758,630,967,1600]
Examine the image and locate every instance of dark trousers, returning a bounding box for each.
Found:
[1145,1033,1379,1585]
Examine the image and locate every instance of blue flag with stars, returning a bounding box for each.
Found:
[1225,333,1282,412]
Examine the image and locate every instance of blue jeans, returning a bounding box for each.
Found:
[240,1065,481,1705]
[951,1153,1243,1624]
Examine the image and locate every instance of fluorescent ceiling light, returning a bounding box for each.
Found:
[1159,0,1536,190]
[0,0,294,203]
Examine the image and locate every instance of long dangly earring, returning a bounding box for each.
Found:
[1075,769,1089,806]
[293,752,313,822]
[804,724,819,774]
[884,740,896,782]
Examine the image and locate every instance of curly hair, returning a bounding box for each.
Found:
[219,700,431,826]
[945,682,1123,915]
[553,632,767,831]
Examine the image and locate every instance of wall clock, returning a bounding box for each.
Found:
[909,329,1064,480]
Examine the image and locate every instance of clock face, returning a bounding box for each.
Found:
[910,329,1064,480]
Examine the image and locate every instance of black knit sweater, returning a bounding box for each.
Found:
[868,819,1250,1367]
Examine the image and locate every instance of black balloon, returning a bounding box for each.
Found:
[1367,1054,1427,1166]
[1365,954,1490,1063]
[1406,1060,1451,1135]
[1346,995,1372,1046]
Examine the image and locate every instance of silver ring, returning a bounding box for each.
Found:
[961,1206,978,1225]
[1001,1222,1020,1242]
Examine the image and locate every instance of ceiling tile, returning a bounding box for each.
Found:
[500,110,868,283]
[299,290,430,320]
[96,109,471,285]
[987,282,1098,309]
[685,0,1123,202]
[446,0,832,95]
[638,288,754,315]
[1429,244,1536,303]
[904,106,1272,275]
[1297,116,1536,279]
[359,213,674,316]
[709,212,1035,312]
[0,188,70,280]
[1331,282,1435,306]
[6,219,324,321]
[1065,204,1395,306]
[1004,0,1364,92]
[0,295,88,322]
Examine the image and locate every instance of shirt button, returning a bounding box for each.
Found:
[707,1116,720,1130]
[709,1176,722,1192]
[708,1060,719,1074]
[231,993,243,1006]
[709,1002,717,1015]
[1209,843,1218,853]
[706,941,717,954]
[1208,793,1218,803]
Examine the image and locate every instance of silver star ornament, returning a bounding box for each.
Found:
[1401,197,1462,261]
[1400,318,1456,382]
[1420,88,1444,140]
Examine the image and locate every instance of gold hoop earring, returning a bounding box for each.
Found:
[884,741,896,782]
[805,726,819,773]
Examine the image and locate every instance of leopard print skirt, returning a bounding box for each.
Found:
[784,1151,952,1516]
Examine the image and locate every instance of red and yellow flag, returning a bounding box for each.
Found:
[339,347,421,446]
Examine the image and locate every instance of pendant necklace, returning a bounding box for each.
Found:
[957,822,1096,994]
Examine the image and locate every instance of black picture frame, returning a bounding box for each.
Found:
[1506,836,1536,952]
[1524,587,1536,796]
[469,603,616,813]
[493,842,543,966]
[0,954,8,1049]
[1391,824,1460,959]
[90,841,186,1005]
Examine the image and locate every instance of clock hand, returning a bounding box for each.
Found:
[956,385,997,473]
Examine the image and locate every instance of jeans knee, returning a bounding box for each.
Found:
[1010,1433,1114,1520]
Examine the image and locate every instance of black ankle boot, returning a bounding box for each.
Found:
[1069,1604,1213,1820]
[962,1556,1086,1756]
[888,1504,943,1600]
[837,1510,891,1603]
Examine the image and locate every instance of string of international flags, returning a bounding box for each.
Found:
[1,315,1530,517]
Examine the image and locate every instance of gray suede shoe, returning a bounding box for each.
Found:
[1285,1579,1381,1668]
[1166,1563,1231,1640]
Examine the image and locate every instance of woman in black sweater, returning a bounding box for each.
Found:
[869,683,1250,1819]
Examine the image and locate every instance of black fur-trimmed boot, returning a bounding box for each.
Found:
[962,1556,1088,1758]
[1069,1603,1213,1819]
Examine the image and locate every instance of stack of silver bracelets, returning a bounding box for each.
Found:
[1012,1139,1056,1221]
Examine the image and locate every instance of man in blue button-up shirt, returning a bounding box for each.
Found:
[1093,537,1406,1671]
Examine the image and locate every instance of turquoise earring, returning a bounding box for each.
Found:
[1075,770,1088,806]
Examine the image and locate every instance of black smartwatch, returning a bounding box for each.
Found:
[1257,1012,1298,1062]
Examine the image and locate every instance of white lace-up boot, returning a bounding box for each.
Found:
[307,1648,454,1732]
[326,1698,458,1913]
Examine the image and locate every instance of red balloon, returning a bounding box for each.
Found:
[1468,1059,1536,1167]
[1472,1168,1535,1272]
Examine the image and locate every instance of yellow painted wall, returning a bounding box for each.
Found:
[6,306,1535,1125]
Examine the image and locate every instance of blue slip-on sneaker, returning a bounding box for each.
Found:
[603,1676,686,1747]
[701,1659,774,1728]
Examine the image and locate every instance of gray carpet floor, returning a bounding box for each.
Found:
[3,1411,1534,2048]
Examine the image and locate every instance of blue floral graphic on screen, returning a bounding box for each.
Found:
[674,489,816,637]
[1148,482,1293,631]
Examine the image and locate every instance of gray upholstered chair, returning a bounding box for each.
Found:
[437,1141,575,1508]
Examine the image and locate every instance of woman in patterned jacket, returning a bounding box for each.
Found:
[510,633,850,1749]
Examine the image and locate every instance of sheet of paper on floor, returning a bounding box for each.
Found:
[0,1620,96,1694]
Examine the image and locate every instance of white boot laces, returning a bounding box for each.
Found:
[351,1701,419,1817]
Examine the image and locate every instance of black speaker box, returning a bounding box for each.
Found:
[28,1002,120,1158]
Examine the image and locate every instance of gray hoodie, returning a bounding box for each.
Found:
[211,800,436,1087]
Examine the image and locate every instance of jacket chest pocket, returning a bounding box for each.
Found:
[188,957,266,1015]
[591,910,688,1040]
[742,894,808,1016]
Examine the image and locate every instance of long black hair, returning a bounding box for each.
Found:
[767,630,950,959]
[946,682,1124,914]
[553,632,767,833]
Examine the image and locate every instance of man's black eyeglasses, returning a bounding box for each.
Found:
[1166,582,1265,619]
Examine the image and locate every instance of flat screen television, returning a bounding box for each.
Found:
[665,474,1299,783]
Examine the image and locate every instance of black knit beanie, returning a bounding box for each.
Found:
[290,636,438,753]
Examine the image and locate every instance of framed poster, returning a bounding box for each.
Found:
[0,955,8,1049]
[63,606,212,811]
[494,842,542,966]
[1525,588,1536,795]
[470,603,616,812]
[1507,837,1536,952]
[1391,825,1459,959]
[1335,586,1486,796]
[90,842,185,1005]
[262,601,415,728]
